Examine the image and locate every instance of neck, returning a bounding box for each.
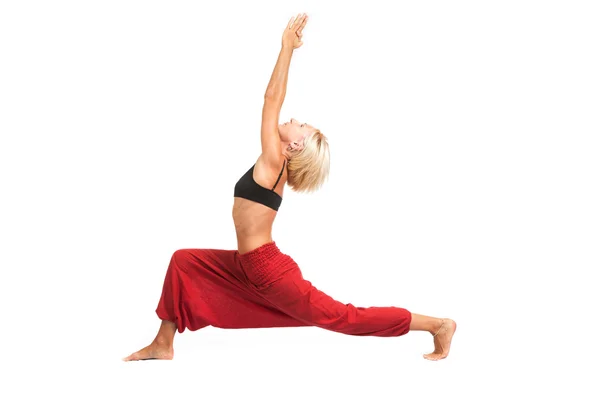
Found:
[281,141,292,160]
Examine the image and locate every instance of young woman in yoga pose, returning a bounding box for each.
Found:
[124,13,456,362]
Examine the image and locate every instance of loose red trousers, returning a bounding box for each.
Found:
[156,241,412,336]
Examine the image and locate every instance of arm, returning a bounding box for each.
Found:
[261,14,308,166]
[264,45,293,101]
[261,45,293,164]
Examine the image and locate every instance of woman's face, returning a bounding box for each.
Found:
[279,118,315,144]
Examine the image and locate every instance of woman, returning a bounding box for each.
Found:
[123,13,456,362]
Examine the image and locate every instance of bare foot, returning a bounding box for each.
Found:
[423,318,456,361]
[123,340,174,361]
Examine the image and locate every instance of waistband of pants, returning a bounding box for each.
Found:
[236,241,297,287]
[237,241,281,263]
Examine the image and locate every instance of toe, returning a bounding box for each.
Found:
[123,353,139,361]
[423,353,442,361]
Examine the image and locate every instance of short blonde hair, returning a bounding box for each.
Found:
[287,130,330,193]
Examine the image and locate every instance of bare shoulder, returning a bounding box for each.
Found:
[253,153,287,189]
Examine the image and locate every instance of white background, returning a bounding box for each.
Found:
[1,0,598,398]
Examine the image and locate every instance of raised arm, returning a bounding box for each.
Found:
[261,13,308,166]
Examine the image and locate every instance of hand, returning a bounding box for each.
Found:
[282,13,308,50]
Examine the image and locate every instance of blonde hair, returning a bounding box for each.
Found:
[287,130,330,193]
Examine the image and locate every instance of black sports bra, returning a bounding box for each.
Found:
[234,160,286,211]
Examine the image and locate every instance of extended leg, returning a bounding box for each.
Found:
[255,265,456,359]
[256,265,413,337]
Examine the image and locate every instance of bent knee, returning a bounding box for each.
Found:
[170,249,198,272]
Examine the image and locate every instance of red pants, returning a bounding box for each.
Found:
[156,241,412,336]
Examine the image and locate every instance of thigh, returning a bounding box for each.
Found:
[170,248,311,330]
[258,266,349,326]
[173,248,245,285]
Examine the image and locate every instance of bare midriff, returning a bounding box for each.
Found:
[232,197,278,254]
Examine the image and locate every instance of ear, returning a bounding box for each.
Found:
[290,141,302,151]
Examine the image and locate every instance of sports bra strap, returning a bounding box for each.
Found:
[272,159,286,190]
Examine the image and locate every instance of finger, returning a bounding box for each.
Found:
[299,14,308,32]
[296,19,307,36]
[292,13,304,29]
[289,13,300,29]
[288,16,295,29]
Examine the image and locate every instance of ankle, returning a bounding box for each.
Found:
[429,318,444,336]
[153,336,173,347]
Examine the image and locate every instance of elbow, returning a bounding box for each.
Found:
[264,87,284,101]
[264,92,283,104]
